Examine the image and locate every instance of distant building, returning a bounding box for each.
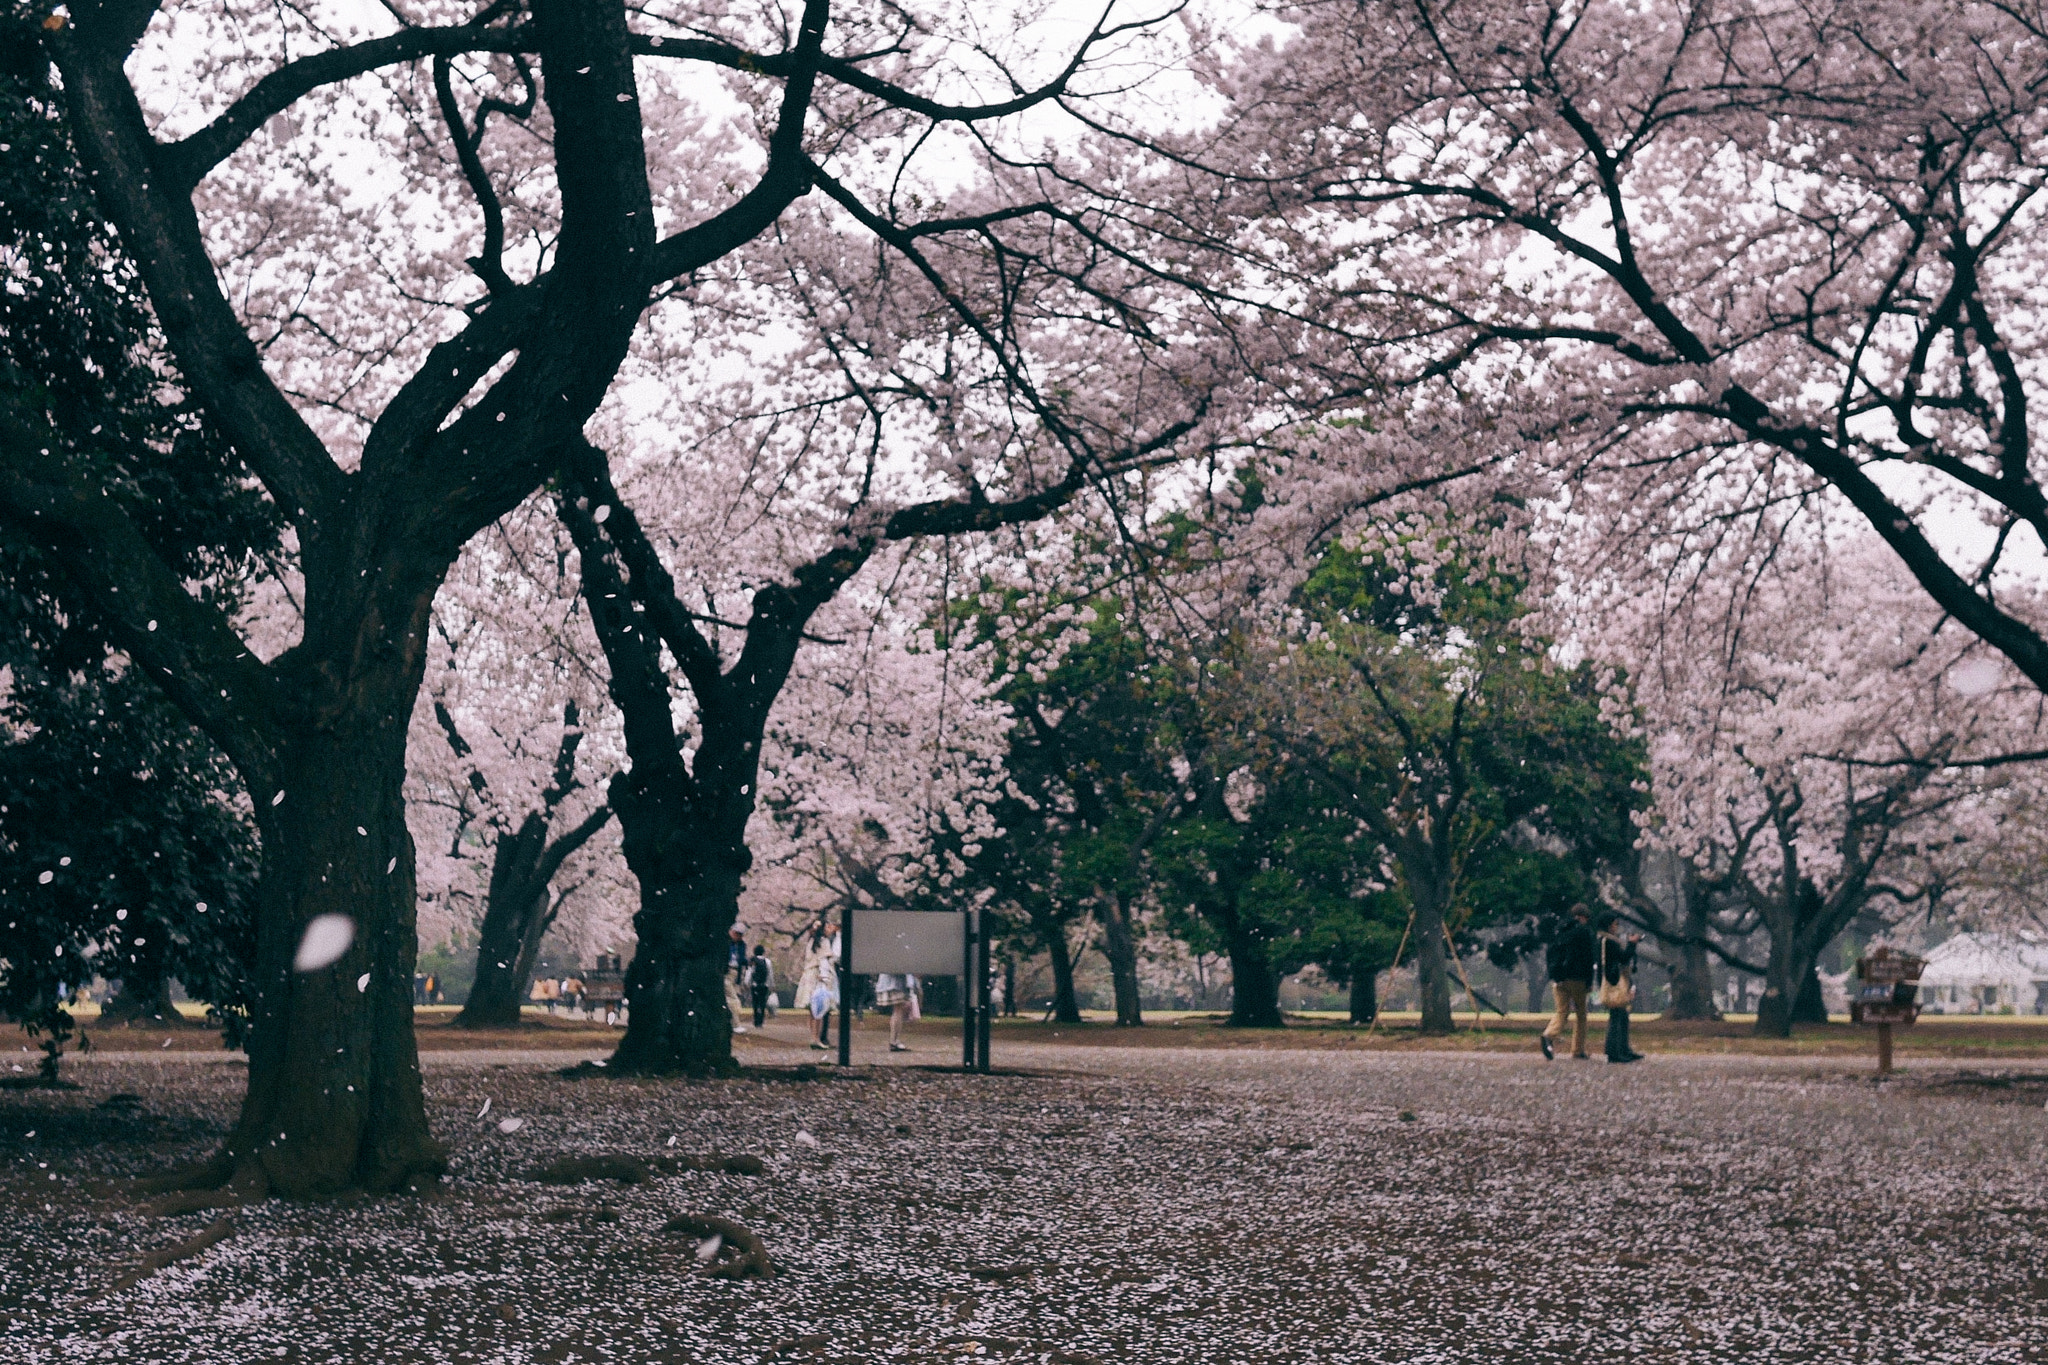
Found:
[1915,933,2048,1015]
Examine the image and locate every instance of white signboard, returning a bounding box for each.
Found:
[846,909,965,976]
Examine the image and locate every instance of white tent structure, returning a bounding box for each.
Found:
[1915,933,2048,1015]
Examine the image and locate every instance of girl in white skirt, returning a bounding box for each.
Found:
[872,972,920,1052]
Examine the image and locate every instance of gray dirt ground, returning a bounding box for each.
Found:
[4,1021,2047,1365]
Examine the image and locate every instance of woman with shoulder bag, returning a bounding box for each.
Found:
[1595,911,1646,1064]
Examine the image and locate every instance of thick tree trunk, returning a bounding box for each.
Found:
[1662,867,1723,1021]
[1523,951,1547,1014]
[455,818,549,1029]
[100,966,187,1027]
[1411,893,1455,1035]
[1663,928,1724,1022]
[1097,892,1144,1027]
[1223,922,1282,1028]
[1792,965,1830,1024]
[227,694,444,1198]
[1043,915,1083,1023]
[1753,938,1806,1039]
[607,763,749,1076]
[1348,961,1378,1024]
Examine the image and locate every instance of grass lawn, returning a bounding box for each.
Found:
[11,1003,2048,1068]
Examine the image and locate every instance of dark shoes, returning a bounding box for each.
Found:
[1539,1034,1555,1060]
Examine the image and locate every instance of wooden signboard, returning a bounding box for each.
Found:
[582,952,627,1017]
[1850,947,1926,1074]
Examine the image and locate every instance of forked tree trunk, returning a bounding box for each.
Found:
[1097,892,1144,1027]
[1025,901,1084,1023]
[455,803,610,1029]
[457,819,550,1029]
[227,689,443,1198]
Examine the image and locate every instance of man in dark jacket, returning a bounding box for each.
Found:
[748,944,775,1029]
[1541,904,1598,1060]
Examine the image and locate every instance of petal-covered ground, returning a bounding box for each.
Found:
[4,1024,2046,1364]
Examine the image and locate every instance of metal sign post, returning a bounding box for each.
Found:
[840,909,980,1069]
[836,912,853,1069]
[976,908,992,1073]
[961,909,977,1069]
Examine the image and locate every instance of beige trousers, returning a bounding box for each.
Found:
[1544,981,1590,1056]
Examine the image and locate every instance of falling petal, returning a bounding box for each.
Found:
[478,1098,492,1119]
[666,1135,677,1148]
[356,972,371,993]
[387,859,397,874]
[271,790,285,806]
[1949,657,2003,697]
[497,1117,524,1134]
[161,1038,172,1049]
[593,504,612,523]
[292,914,355,972]
[195,902,207,913]
[38,870,52,884]
[356,826,367,837]
[146,620,157,631]
[794,1130,819,1149]
[694,1234,722,1263]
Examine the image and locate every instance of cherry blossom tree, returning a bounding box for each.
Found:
[0,0,1197,1193]
[407,507,618,1027]
[1191,0,2048,698]
[750,593,1010,942]
[1596,533,2048,1035]
[555,229,1222,1071]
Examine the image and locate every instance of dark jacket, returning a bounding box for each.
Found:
[1547,922,1598,984]
[1599,933,1638,987]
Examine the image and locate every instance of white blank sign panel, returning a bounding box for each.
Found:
[846,910,965,975]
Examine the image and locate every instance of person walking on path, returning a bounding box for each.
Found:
[794,920,840,1050]
[1540,904,1598,1060]
[1596,911,1645,1064]
[748,944,775,1029]
[874,972,919,1052]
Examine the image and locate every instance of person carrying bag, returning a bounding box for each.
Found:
[1595,911,1645,1064]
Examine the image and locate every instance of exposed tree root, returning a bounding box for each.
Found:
[138,1161,270,1217]
[93,1215,236,1300]
[656,1152,765,1176]
[526,1153,651,1185]
[663,1213,774,1279]
[130,1149,236,1198]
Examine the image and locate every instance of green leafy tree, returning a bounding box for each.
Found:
[0,29,272,1077]
[1258,541,1645,1034]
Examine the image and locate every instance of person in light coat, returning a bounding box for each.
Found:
[793,920,841,1050]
